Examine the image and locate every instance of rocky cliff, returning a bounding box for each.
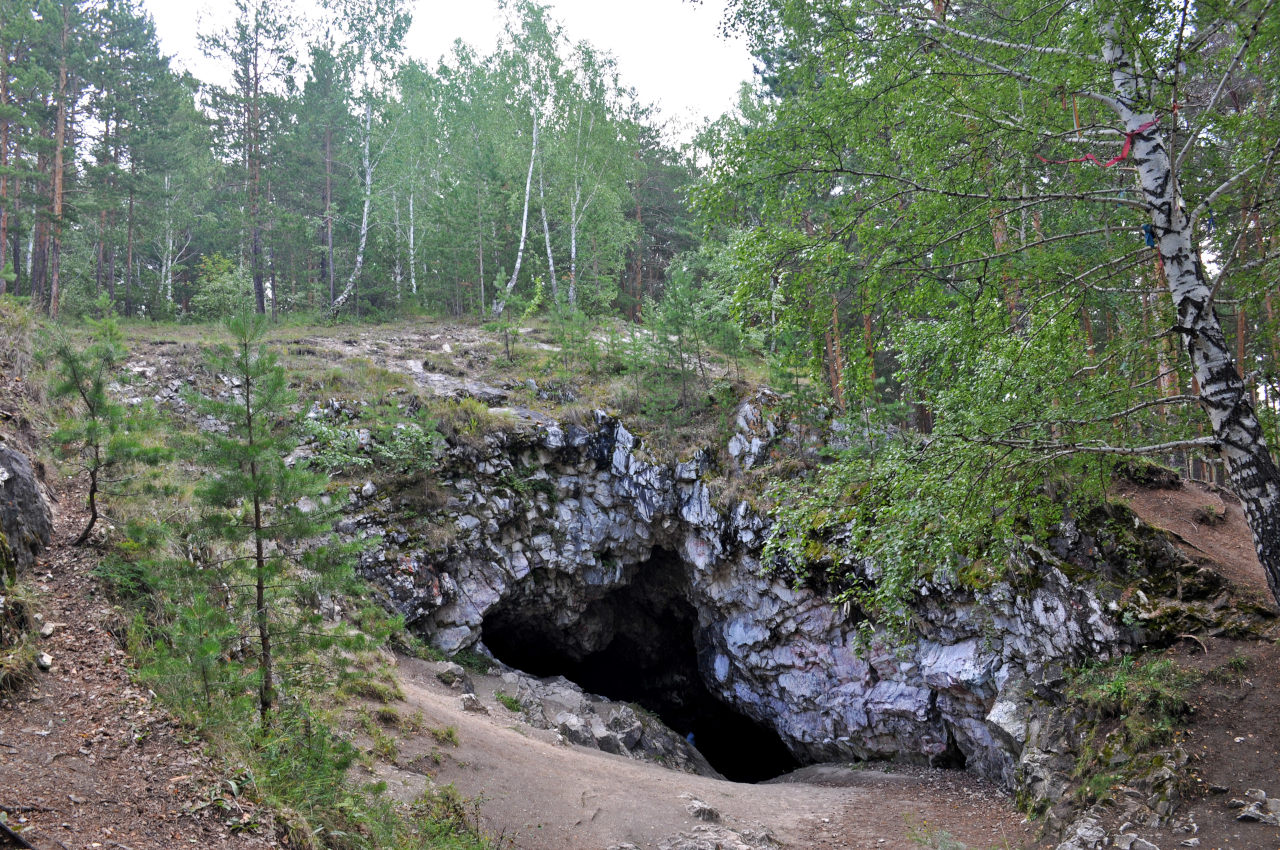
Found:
[338,393,1264,802]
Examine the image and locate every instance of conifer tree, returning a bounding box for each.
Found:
[49,306,165,545]
[192,313,349,726]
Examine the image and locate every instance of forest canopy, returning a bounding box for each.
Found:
[696,0,1280,608]
[0,0,694,322]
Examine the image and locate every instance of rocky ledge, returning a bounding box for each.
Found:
[336,394,1270,838]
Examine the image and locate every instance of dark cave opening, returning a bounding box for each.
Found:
[481,549,801,783]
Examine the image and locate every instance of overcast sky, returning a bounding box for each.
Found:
[141,0,755,133]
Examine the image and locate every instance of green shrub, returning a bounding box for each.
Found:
[187,254,252,321]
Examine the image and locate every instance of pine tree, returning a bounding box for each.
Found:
[48,305,166,545]
[192,313,350,726]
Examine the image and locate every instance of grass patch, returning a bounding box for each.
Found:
[431,398,515,449]
[1070,655,1198,731]
[449,648,492,674]
[429,725,460,747]
[1067,653,1200,804]
[339,675,405,704]
[0,580,39,692]
[291,355,412,398]
[494,691,522,713]
[358,707,400,761]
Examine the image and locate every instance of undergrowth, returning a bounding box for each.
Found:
[75,318,499,849]
[1067,653,1199,804]
[0,578,38,692]
[113,543,496,850]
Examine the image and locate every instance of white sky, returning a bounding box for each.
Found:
[141,0,755,133]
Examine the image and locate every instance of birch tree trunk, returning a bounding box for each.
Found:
[475,178,485,315]
[408,190,416,296]
[568,184,579,310]
[325,125,335,307]
[0,49,9,297]
[537,151,557,302]
[329,100,374,316]
[492,105,538,318]
[392,192,402,302]
[1104,24,1280,602]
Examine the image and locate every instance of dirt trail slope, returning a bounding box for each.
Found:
[367,655,1040,850]
[0,491,272,850]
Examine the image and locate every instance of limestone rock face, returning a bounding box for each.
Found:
[350,404,1178,789]
[0,444,53,579]
[500,669,721,776]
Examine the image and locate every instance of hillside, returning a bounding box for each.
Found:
[3,319,1279,850]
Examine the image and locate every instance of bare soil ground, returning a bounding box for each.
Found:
[0,490,274,850]
[362,655,1041,850]
[1112,478,1280,850]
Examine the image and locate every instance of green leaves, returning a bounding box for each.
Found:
[706,0,1280,621]
[190,312,356,725]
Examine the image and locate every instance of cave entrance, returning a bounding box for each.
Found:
[481,548,800,783]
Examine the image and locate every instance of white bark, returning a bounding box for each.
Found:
[569,183,579,310]
[155,174,191,309]
[393,192,402,302]
[566,109,602,311]
[492,105,539,318]
[329,100,374,316]
[1103,23,1280,603]
[537,151,557,302]
[408,190,416,296]
[162,175,174,304]
[476,180,485,314]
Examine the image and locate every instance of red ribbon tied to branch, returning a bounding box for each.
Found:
[1036,117,1160,167]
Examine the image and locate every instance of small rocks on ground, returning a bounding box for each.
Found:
[435,662,472,692]
[1229,787,1280,825]
[680,795,721,823]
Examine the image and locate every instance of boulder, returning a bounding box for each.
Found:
[0,445,53,581]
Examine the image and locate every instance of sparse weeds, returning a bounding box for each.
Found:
[358,707,400,760]
[1209,651,1253,684]
[411,783,486,840]
[0,579,38,691]
[1192,503,1226,526]
[449,648,493,674]
[494,691,522,713]
[339,674,405,704]
[1068,653,1200,803]
[295,355,411,398]
[1071,655,1197,725]
[904,816,978,849]
[398,709,426,734]
[432,398,513,448]
[429,725,460,746]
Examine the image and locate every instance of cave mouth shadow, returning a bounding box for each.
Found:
[481,548,800,783]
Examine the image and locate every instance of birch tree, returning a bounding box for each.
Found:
[490,0,561,318]
[322,0,409,317]
[709,0,1280,604]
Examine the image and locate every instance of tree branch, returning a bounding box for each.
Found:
[1174,0,1276,171]
[923,17,1103,62]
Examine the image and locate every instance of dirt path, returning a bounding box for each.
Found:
[1114,476,1276,602]
[0,491,273,850]
[363,655,1041,850]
